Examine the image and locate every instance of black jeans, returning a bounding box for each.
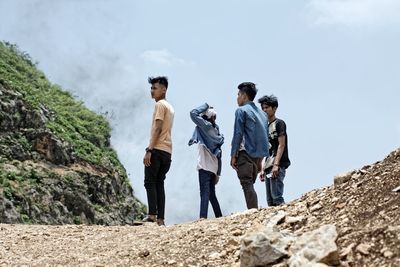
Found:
[144,149,171,219]
[236,150,258,209]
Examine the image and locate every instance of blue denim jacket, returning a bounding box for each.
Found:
[188,103,224,175]
[231,101,269,158]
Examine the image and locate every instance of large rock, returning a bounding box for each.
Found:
[240,226,289,267]
[0,198,21,223]
[31,131,74,165]
[288,224,340,266]
[333,172,351,186]
[240,211,293,267]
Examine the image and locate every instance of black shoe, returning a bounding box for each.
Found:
[157,219,165,226]
[142,215,156,223]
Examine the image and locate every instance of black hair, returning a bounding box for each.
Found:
[148,76,168,89]
[238,82,257,101]
[258,94,279,108]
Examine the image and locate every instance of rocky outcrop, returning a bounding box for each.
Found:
[0,84,74,164]
[240,211,340,267]
[0,43,145,225]
[288,224,339,266]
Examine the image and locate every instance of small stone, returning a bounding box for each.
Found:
[232,229,242,236]
[139,249,150,257]
[209,252,220,259]
[352,181,363,189]
[334,172,351,185]
[380,248,394,259]
[285,216,304,224]
[340,243,355,257]
[383,250,393,258]
[392,186,400,192]
[331,197,340,203]
[341,217,350,224]
[356,243,370,255]
[265,210,286,227]
[220,250,227,258]
[335,203,346,209]
[227,238,239,246]
[310,204,323,212]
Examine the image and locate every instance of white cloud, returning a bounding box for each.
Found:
[140,49,193,66]
[307,0,400,27]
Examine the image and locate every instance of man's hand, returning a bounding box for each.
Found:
[214,175,220,185]
[259,171,265,182]
[256,158,263,173]
[230,156,238,171]
[271,165,279,178]
[143,152,152,167]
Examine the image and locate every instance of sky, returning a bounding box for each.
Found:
[1,0,399,224]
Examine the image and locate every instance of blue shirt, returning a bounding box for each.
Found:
[231,101,269,158]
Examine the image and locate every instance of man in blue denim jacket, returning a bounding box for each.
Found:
[231,82,269,209]
[189,103,224,219]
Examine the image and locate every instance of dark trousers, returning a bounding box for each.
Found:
[236,151,258,209]
[198,169,222,219]
[144,149,171,219]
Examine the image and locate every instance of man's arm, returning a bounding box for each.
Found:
[217,154,222,176]
[214,155,222,185]
[190,103,211,128]
[256,157,263,173]
[272,132,286,177]
[230,109,245,170]
[143,119,163,167]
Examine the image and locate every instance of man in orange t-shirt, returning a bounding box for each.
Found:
[142,76,174,226]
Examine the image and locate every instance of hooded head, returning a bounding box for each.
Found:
[202,107,217,125]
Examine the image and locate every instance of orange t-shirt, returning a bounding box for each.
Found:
[150,99,174,154]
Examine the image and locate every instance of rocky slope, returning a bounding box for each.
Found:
[0,42,145,225]
[0,149,398,266]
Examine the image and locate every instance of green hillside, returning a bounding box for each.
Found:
[0,41,145,224]
[0,42,122,170]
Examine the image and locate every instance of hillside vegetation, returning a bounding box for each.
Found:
[0,41,145,225]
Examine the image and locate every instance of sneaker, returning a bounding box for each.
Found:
[142,215,156,223]
[157,219,165,226]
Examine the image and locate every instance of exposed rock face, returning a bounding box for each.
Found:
[240,226,288,266]
[240,211,339,267]
[0,44,146,225]
[288,224,339,266]
[0,149,398,266]
[31,131,74,165]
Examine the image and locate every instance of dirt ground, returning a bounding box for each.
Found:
[1,149,399,267]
